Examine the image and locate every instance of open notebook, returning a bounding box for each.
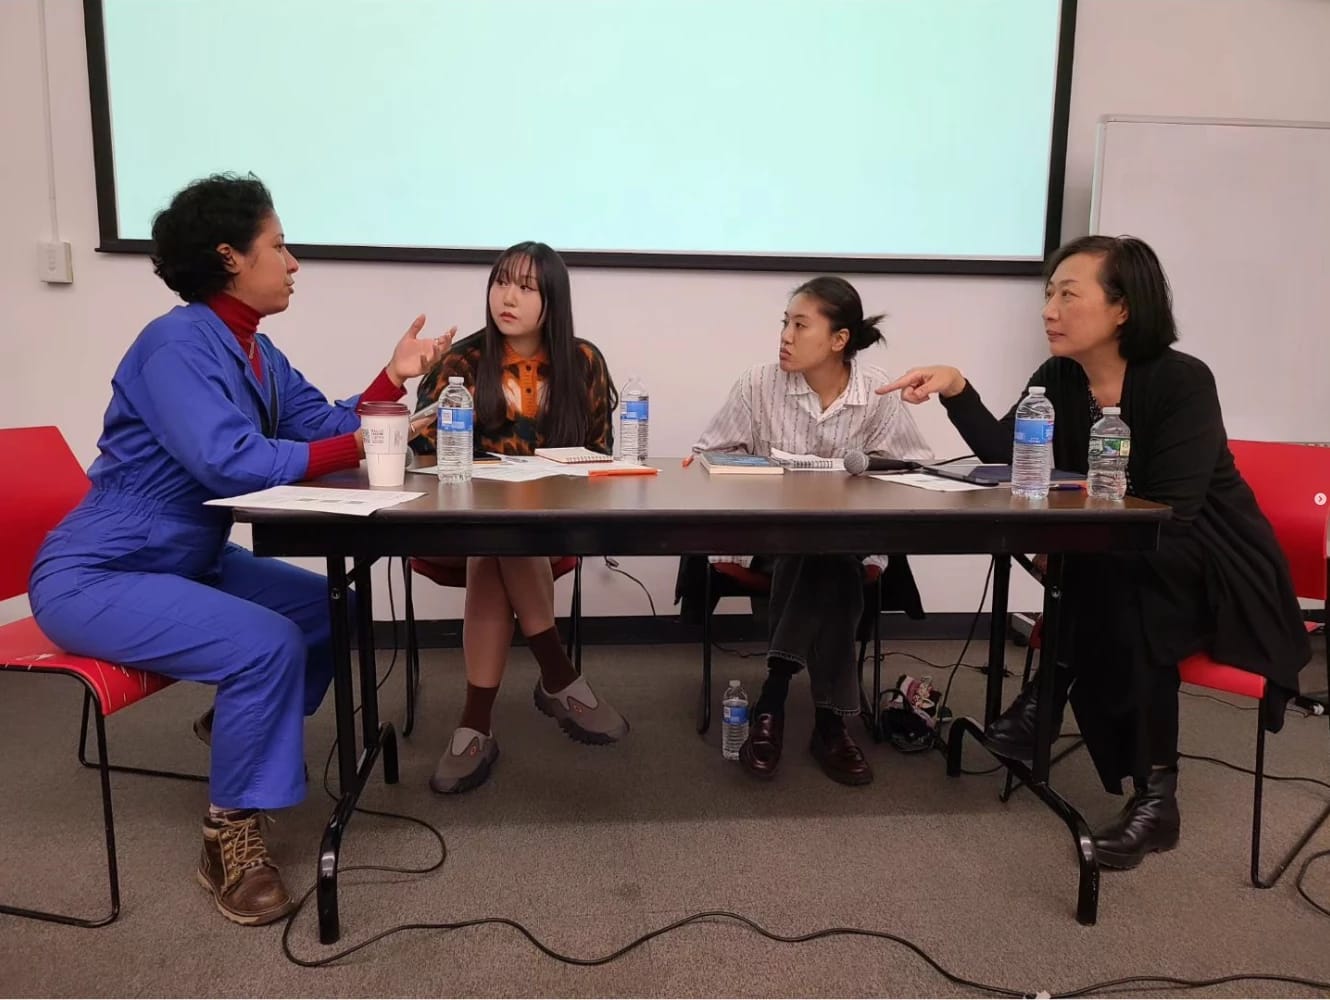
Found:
[533,447,614,464]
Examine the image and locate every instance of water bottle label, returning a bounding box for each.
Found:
[623,400,649,422]
[722,703,748,726]
[1089,436,1130,458]
[438,408,473,432]
[1014,418,1053,446]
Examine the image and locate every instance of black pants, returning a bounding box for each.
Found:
[766,555,864,716]
[1057,551,1203,794]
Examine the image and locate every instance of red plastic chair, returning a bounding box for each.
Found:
[0,427,204,928]
[399,554,583,736]
[1177,440,1330,887]
[1008,441,1329,886]
[697,560,886,736]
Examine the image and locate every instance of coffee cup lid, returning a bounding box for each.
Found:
[356,401,409,416]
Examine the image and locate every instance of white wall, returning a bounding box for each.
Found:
[3,0,1329,625]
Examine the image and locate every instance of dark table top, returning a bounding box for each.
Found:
[234,460,1169,558]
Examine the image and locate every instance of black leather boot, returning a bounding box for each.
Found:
[983,668,1070,761]
[1093,766,1180,869]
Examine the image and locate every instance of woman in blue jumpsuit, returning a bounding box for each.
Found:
[28,174,451,926]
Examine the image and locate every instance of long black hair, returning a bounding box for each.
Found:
[790,275,885,360]
[472,241,603,445]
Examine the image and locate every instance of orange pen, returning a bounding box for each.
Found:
[588,467,660,478]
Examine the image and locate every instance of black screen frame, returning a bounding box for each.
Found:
[82,0,1078,277]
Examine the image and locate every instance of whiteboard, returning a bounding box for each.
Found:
[1090,116,1330,442]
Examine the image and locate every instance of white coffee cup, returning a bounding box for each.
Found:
[356,401,410,488]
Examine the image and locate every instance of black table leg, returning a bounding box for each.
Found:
[946,550,1100,926]
[328,557,358,796]
[985,555,1012,727]
[316,556,398,945]
[354,559,380,747]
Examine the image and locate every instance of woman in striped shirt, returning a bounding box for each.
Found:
[686,276,933,785]
[411,242,626,795]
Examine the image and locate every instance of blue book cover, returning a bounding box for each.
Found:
[699,451,785,475]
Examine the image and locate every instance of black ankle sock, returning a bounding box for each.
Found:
[814,707,846,739]
[753,657,799,717]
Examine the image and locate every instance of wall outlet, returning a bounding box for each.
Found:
[38,240,74,284]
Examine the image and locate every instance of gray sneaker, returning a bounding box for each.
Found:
[533,677,629,745]
[430,727,499,794]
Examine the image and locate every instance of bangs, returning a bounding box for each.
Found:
[492,252,540,288]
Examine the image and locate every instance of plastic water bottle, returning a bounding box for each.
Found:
[436,376,474,484]
[1011,385,1055,500]
[1088,406,1131,500]
[617,376,649,464]
[721,679,749,761]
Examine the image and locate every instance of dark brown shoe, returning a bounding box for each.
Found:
[810,725,874,786]
[193,707,214,747]
[739,712,784,779]
[196,812,295,926]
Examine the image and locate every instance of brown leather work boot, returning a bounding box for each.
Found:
[196,811,295,925]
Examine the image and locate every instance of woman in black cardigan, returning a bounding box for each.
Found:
[881,235,1310,870]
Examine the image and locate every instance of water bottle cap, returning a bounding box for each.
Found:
[1103,406,1121,415]
[729,679,740,687]
[448,376,464,385]
[1027,386,1046,395]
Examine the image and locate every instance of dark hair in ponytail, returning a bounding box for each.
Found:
[790,275,884,359]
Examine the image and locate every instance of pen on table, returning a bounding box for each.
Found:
[1049,482,1085,491]
[588,467,659,478]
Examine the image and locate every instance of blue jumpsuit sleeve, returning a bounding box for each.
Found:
[266,344,363,442]
[127,338,311,495]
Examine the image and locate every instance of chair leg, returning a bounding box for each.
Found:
[857,636,873,735]
[570,558,583,675]
[1,683,120,927]
[872,578,883,740]
[76,690,206,783]
[402,557,419,738]
[699,569,713,735]
[1249,702,1330,888]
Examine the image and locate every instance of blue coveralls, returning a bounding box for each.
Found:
[29,302,364,810]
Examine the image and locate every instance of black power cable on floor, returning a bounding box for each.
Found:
[274,561,1330,996]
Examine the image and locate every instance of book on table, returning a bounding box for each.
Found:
[698,451,785,475]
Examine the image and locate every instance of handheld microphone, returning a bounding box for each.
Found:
[843,450,920,476]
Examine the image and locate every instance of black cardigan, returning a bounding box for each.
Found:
[944,350,1309,731]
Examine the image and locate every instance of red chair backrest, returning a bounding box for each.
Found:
[0,427,90,601]
[1228,440,1330,602]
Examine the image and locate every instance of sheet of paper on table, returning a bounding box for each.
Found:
[870,473,991,492]
[205,486,425,516]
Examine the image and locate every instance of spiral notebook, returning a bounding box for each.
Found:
[533,447,614,465]
[771,448,844,472]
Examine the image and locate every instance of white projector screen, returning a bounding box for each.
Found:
[85,0,1075,273]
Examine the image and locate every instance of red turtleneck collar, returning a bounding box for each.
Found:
[207,292,263,380]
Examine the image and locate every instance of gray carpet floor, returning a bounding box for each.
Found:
[2,637,1329,998]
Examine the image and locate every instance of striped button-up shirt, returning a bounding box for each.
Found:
[692,359,934,465]
[692,359,934,568]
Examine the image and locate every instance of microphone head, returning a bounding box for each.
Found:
[843,449,869,475]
